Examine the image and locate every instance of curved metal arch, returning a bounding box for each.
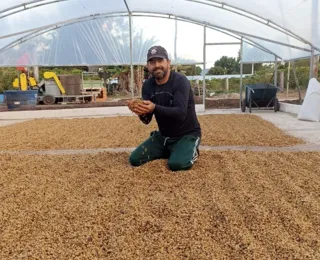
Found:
[0,11,310,53]
[0,12,129,40]
[189,0,314,47]
[0,11,283,61]
[0,11,311,63]
[0,12,128,53]
[0,0,67,20]
[205,27,281,59]
[168,15,282,59]
[140,12,311,52]
[1,0,318,52]
[185,0,304,44]
[137,14,283,59]
[0,13,302,63]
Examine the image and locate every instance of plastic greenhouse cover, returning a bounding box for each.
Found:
[214,0,320,48]
[125,0,312,49]
[0,17,204,66]
[242,38,312,62]
[0,0,319,66]
[242,42,276,63]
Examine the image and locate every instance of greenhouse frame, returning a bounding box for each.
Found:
[0,0,319,101]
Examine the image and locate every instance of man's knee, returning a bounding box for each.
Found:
[167,159,193,171]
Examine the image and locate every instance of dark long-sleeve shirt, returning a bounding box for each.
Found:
[139,71,201,138]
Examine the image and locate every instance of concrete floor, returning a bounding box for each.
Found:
[0,119,27,127]
[256,112,320,145]
[201,109,320,145]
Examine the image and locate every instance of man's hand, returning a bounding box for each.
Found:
[126,99,135,111]
[126,99,155,116]
[140,100,155,114]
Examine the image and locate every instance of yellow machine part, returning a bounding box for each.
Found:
[29,77,37,87]
[19,73,28,91]
[43,71,66,95]
[12,78,20,88]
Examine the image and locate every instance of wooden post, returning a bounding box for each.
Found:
[225,77,229,91]
[292,61,302,104]
[274,57,278,87]
[313,56,319,78]
[33,66,39,82]
[286,62,291,100]
[196,79,200,96]
[280,71,284,93]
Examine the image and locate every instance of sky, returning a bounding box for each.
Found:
[133,16,241,68]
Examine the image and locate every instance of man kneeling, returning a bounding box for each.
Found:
[127,46,201,171]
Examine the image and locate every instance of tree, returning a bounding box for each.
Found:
[174,65,202,76]
[0,68,17,93]
[208,66,227,75]
[236,50,263,74]
[185,65,202,76]
[214,56,240,74]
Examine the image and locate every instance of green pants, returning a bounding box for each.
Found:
[129,131,201,171]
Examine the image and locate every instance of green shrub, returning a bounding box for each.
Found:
[0,68,18,93]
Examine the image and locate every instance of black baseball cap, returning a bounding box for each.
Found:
[147,46,169,61]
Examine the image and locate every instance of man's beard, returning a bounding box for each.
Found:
[152,67,168,80]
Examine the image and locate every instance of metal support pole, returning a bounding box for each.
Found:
[274,56,278,87]
[174,18,177,62]
[309,47,315,79]
[251,63,254,74]
[239,38,243,108]
[202,26,206,108]
[129,13,134,98]
[206,42,241,45]
[225,78,229,91]
[310,0,318,79]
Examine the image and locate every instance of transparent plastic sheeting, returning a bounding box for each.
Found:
[212,0,320,49]
[242,42,275,64]
[242,41,320,64]
[206,29,241,44]
[0,0,127,37]
[133,17,204,64]
[0,0,319,66]
[0,17,132,66]
[126,0,312,51]
[206,45,240,66]
[0,17,204,66]
[0,32,31,50]
[242,37,313,62]
[242,42,319,64]
[175,20,204,64]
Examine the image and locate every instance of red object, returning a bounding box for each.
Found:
[16,53,30,71]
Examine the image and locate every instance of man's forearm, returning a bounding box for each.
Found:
[154,105,187,122]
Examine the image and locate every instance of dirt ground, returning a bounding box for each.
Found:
[0,115,303,151]
[0,89,305,111]
[0,151,319,260]
[202,89,306,101]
